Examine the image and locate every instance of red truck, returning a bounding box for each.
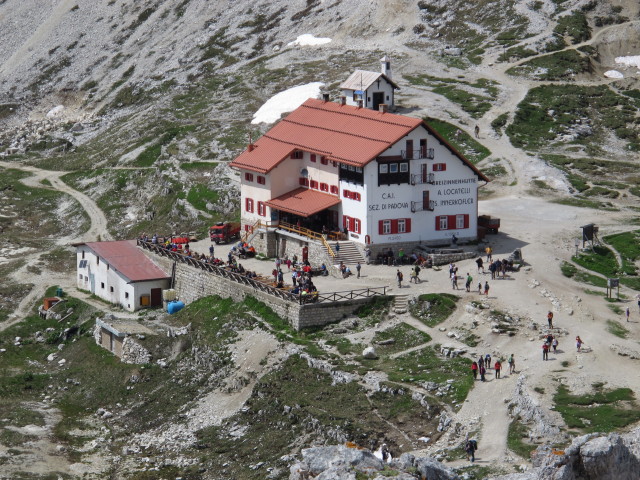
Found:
[209,222,241,244]
[478,215,500,234]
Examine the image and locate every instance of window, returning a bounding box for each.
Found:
[257,176,266,185]
[438,216,448,230]
[343,216,362,233]
[433,163,447,171]
[244,172,254,182]
[78,259,87,268]
[310,154,316,163]
[354,218,361,233]
[78,274,82,280]
[436,214,469,230]
[291,150,303,159]
[82,251,85,259]
[299,177,309,186]
[110,286,114,293]
[398,219,406,233]
[382,220,391,234]
[400,162,409,173]
[125,292,129,299]
[245,198,254,213]
[405,140,413,159]
[330,185,339,194]
[97,257,100,265]
[378,218,412,234]
[321,157,328,165]
[343,189,350,198]
[310,180,319,189]
[389,163,398,173]
[456,214,465,229]
[101,282,105,289]
[420,139,427,158]
[257,201,266,217]
[379,164,388,174]
[320,183,328,192]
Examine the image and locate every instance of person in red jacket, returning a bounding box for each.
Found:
[494,360,502,379]
[471,361,478,380]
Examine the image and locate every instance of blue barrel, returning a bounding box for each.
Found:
[167,301,185,314]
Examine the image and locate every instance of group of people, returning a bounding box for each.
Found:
[471,354,515,381]
[449,263,490,295]
[542,332,560,360]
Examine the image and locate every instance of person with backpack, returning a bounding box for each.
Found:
[542,342,549,361]
[494,360,502,379]
[471,361,478,380]
[465,273,473,292]
[356,262,362,279]
[465,439,476,462]
[508,354,515,374]
[396,269,403,288]
[479,363,486,382]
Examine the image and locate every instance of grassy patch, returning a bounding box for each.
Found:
[572,246,619,278]
[604,231,640,276]
[606,320,629,339]
[552,197,618,211]
[507,416,537,458]
[507,50,591,81]
[372,323,431,355]
[423,117,491,164]
[410,293,459,327]
[554,384,640,433]
[560,261,607,288]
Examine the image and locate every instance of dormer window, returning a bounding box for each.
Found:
[291,150,304,159]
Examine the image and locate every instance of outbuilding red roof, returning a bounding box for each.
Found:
[230,98,488,182]
[82,240,170,283]
[265,187,341,218]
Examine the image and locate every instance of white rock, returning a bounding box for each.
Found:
[362,347,378,359]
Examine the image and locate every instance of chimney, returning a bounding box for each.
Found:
[380,55,392,80]
[248,143,254,152]
[356,99,363,108]
[379,103,388,113]
[322,93,330,102]
[340,96,346,106]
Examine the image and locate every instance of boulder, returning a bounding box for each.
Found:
[362,347,378,359]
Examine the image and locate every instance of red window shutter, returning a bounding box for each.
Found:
[299,177,305,186]
[310,180,318,189]
[356,219,361,233]
[391,220,398,234]
[310,154,316,162]
[435,217,441,231]
[379,220,384,235]
[464,214,469,228]
[448,215,456,229]
[290,152,295,159]
[331,185,338,194]
[405,218,411,233]
[355,193,361,201]
[343,216,347,229]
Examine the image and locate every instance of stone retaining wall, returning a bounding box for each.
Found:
[152,257,370,330]
[429,251,476,266]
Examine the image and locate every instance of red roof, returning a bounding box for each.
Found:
[265,187,341,217]
[230,98,422,173]
[230,98,488,182]
[82,240,170,283]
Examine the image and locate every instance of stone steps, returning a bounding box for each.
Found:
[394,294,409,314]
[330,241,363,265]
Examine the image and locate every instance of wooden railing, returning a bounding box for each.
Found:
[138,240,385,305]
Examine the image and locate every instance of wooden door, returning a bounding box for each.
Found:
[150,288,162,307]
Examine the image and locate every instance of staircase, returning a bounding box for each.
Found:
[393,294,409,314]
[329,241,364,265]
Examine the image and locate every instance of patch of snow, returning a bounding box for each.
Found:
[287,34,331,47]
[46,105,65,118]
[615,56,640,68]
[251,82,325,124]
[604,70,623,79]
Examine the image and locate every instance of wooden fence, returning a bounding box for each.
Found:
[138,240,385,305]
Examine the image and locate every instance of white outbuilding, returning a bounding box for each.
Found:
[76,240,171,311]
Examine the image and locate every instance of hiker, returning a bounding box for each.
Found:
[465,439,476,462]
[471,361,478,380]
[465,273,473,292]
[479,363,486,382]
[626,306,630,322]
[209,244,214,256]
[508,354,515,374]
[410,268,418,284]
[494,359,502,378]
[547,311,554,329]
[381,443,390,462]
[451,272,458,290]
[552,337,559,353]
[478,355,484,369]
[485,246,492,262]
[474,124,480,138]
[484,281,490,296]
[478,282,482,294]
[637,293,640,313]
[576,336,583,352]
[476,257,484,273]
[364,247,372,265]
[334,242,340,257]
[485,353,491,369]
[451,234,458,246]
[396,269,403,288]
[356,262,361,279]
[542,342,550,361]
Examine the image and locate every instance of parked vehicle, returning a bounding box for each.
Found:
[209,222,241,244]
[478,215,500,234]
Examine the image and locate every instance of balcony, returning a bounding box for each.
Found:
[410,173,435,185]
[411,200,435,212]
[401,148,435,160]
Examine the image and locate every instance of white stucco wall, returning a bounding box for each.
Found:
[76,247,170,311]
[341,79,395,109]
